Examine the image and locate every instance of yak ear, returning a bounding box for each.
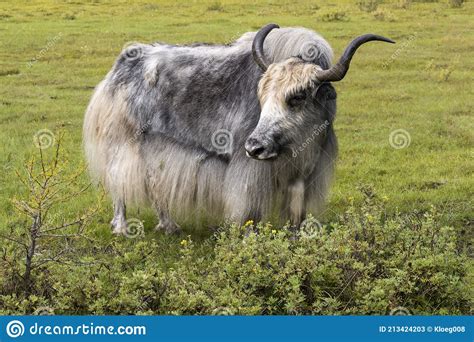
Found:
[312,83,337,123]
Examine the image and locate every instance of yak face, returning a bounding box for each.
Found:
[245,58,335,160]
[245,24,394,160]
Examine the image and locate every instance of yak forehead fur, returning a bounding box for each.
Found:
[83,27,338,226]
[258,57,322,105]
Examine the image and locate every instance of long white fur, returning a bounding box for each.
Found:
[83,27,336,228]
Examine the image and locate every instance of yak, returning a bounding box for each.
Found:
[83,24,393,235]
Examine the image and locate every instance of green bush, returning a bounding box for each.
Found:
[396,0,412,9]
[373,9,397,21]
[207,2,224,12]
[357,0,381,12]
[1,189,469,315]
[161,193,469,315]
[319,10,349,22]
[447,0,463,8]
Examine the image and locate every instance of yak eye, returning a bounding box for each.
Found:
[287,93,307,107]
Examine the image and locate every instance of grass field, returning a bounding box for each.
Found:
[0,0,472,314]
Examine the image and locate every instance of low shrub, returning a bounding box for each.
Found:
[447,0,463,8]
[319,10,349,22]
[396,0,412,9]
[160,191,470,314]
[373,9,397,21]
[1,189,469,315]
[207,2,224,12]
[357,0,381,12]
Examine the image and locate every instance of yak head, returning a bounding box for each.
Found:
[244,24,394,160]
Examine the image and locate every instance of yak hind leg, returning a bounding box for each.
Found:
[110,199,128,235]
[155,209,182,235]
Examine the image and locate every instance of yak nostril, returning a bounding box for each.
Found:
[248,146,265,157]
[245,139,266,158]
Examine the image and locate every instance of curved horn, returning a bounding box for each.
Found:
[252,23,280,71]
[315,34,395,82]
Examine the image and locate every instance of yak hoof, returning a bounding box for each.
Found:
[155,221,182,235]
[110,218,128,235]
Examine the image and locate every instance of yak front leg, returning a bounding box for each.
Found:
[226,190,261,235]
[288,179,306,230]
[155,209,182,235]
[110,199,128,235]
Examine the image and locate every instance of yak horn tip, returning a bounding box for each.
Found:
[375,35,396,44]
[314,33,396,83]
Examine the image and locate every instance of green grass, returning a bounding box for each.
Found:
[0,1,472,269]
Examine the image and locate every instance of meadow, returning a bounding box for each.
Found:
[0,0,472,314]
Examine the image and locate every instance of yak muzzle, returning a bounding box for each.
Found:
[245,137,279,160]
